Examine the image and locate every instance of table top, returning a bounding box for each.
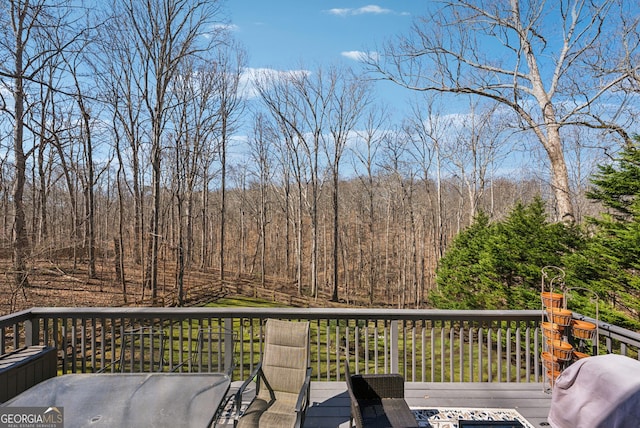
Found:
[2,372,230,428]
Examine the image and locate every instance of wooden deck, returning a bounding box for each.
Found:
[304,382,552,428]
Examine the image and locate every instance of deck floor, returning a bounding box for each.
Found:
[219,381,552,427]
[305,382,552,428]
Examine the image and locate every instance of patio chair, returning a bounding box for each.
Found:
[97,325,168,373]
[345,357,418,428]
[234,319,312,428]
[117,326,168,373]
[189,326,237,375]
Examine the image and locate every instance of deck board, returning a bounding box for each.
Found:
[304,382,552,428]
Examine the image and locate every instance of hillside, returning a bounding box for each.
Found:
[0,257,353,316]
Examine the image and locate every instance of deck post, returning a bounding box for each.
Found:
[24,318,40,346]
[224,317,234,374]
[390,320,399,374]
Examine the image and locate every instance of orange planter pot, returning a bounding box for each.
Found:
[573,350,590,361]
[546,308,572,326]
[541,291,564,308]
[541,351,561,371]
[571,319,596,340]
[546,369,562,382]
[541,322,563,340]
[547,340,573,361]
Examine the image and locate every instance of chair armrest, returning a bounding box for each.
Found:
[234,362,262,416]
[294,367,312,412]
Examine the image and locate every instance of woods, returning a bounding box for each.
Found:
[1,1,639,311]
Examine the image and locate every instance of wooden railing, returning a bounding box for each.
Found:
[1,308,638,382]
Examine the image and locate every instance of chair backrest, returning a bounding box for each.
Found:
[119,327,165,372]
[193,327,236,375]
[258,319,310,397]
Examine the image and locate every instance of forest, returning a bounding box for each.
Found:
[1,1,639,324]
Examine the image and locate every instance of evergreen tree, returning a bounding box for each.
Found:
[430,211,493,309]
[432,197,582,310]
[563,138,640,329]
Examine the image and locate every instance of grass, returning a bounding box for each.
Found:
[204,297,284,308]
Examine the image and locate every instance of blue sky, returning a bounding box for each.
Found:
[225,1,426,113]
[226,1,419,68]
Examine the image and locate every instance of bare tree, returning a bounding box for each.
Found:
[370,0,639,223]
[93,7,146,269]
[214,43,245,282]
[255,67,332,297]
[324,67,371,302]
[351,105,388,304]
[168,60,213,304]
[0,0,79,289]
[65,50,101,278]
[248,113,275,289]
[111,0,223,302]
[405,94,450,263]
[443,100,508,224]
[380,128,418,308]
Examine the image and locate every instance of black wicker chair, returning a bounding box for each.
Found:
[345,358,418,428]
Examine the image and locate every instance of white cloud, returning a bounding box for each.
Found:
[203,23,239,39]
[356,5,391,15]
[341,50,380,62]
[213,23,239,32]
[327,8,351,17]
[327,5,393,16]
[239,67,311,99]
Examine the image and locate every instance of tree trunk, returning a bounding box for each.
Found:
[12,29,29,289]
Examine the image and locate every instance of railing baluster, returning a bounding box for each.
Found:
[383,322,388,373]
[533,327,541,382]
[364,324,369,374]
[524,326,537,382]
[354,324,359,376]
[81,318,87,373]
[325,320,330,380]
[515,326,521,382]
[13,323,18,349]
[421,324,426,382]
[449,323,454,382]
[373,321,379,374]
[459,326,465,382]
[478,328,483,382]
[497,328,502,382]
[488,327,493,382]
[430,325,435,382]
[506,326,512,382]
[468,327,474,382]
[315,319,321,381]
[410,324,416,382]
[439,323,445,381]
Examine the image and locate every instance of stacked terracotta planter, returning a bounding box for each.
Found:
[541,292,573,384]
[540,292,598,385]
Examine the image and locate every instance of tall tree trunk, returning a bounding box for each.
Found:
[331,173,339,301]
[219,122,227,282]
[12,25,29,289]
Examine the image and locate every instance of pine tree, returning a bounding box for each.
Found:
[563,138,640,328]
[430,211,493,309]
[431,198,582,310]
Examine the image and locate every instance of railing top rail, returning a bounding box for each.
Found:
[24,307,542,322]
[0,309,34,328]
